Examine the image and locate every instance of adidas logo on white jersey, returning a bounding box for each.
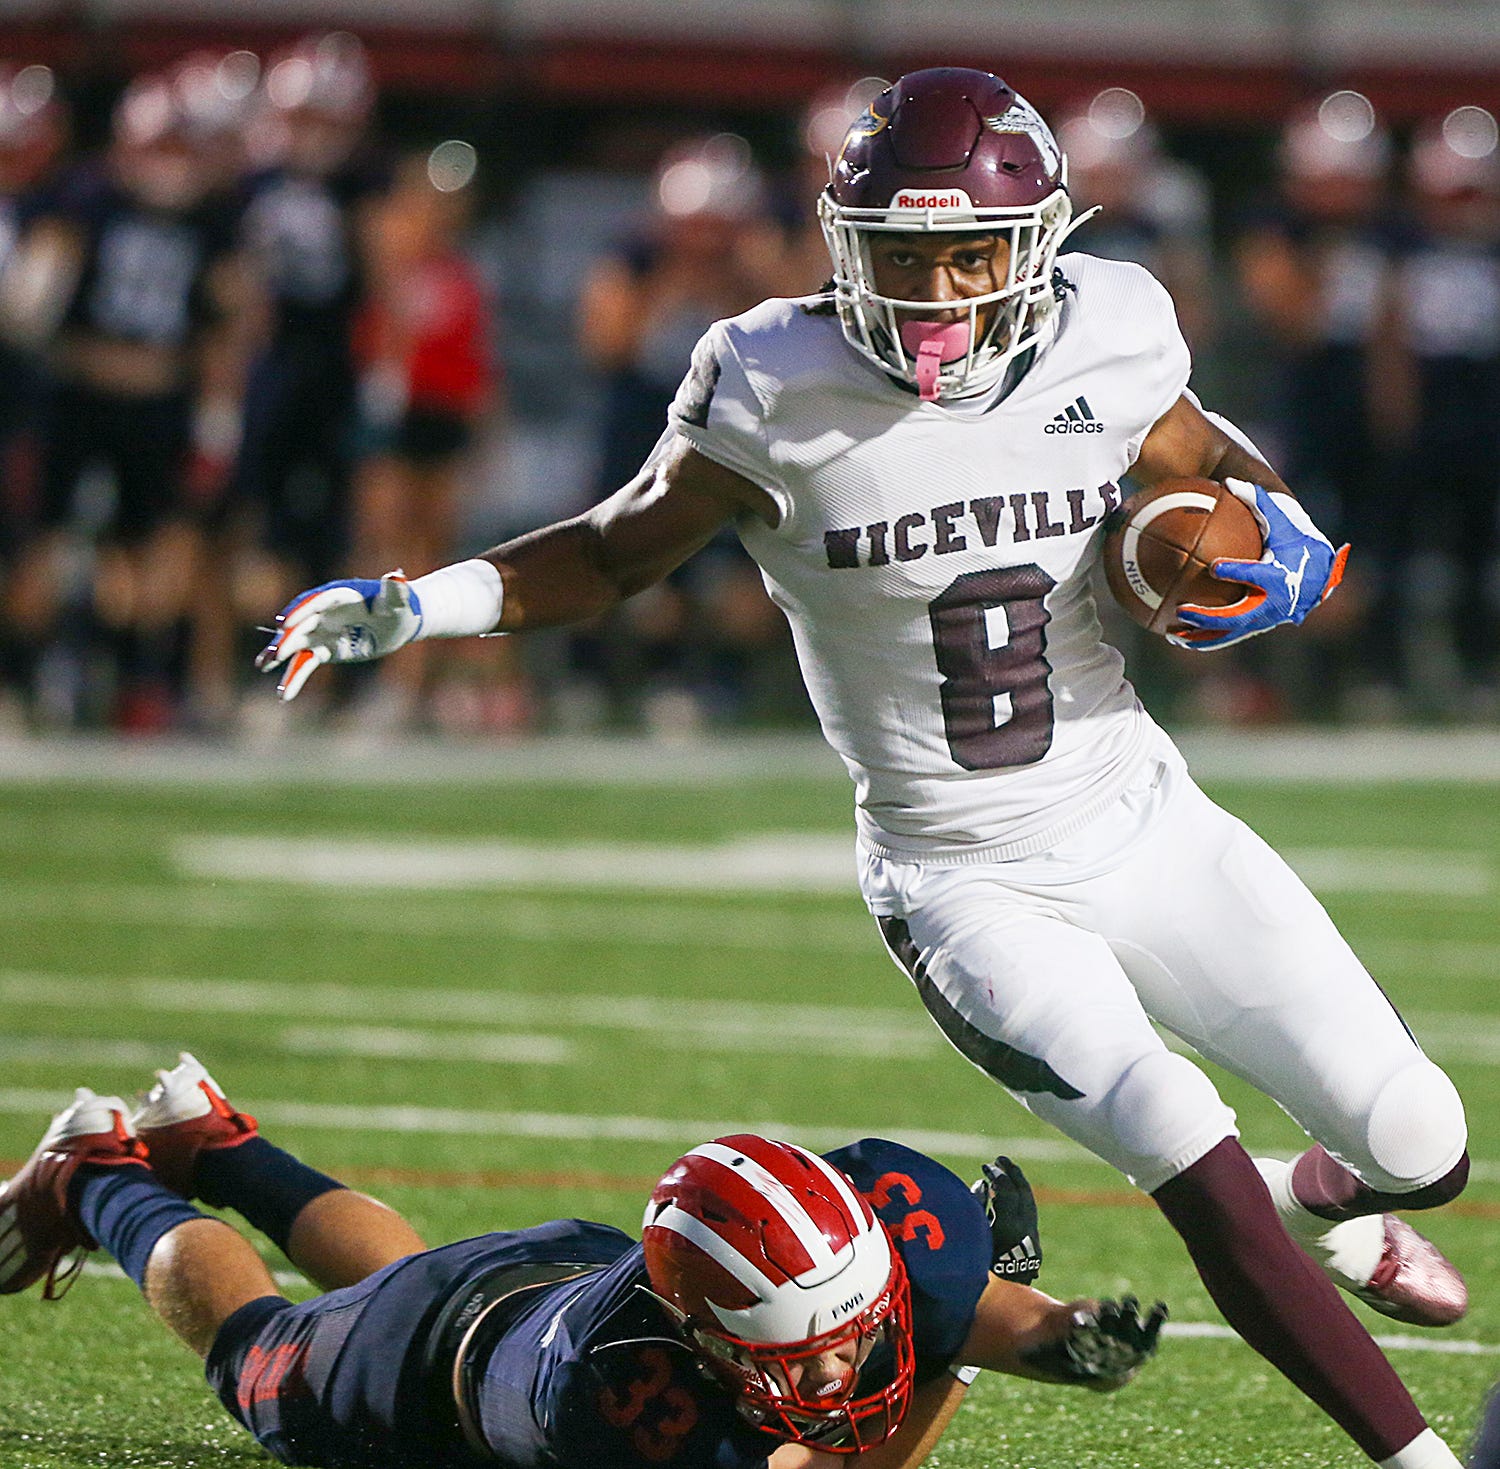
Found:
[1044,396,1105,434]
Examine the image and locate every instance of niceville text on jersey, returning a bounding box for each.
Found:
[668,253,1192,858]
[824,482,1123,569]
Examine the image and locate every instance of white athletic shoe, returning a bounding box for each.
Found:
[131,1053,258,1200]
[0,1088,148,1298]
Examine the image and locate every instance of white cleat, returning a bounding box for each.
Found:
[0,1088,148,1298]
[131,1054,258,1199]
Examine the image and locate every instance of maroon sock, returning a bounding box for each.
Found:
[1291,1144,1470,1224]
[1153,1138,1425,1459]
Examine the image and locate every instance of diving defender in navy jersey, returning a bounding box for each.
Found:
[0,1056,1164,1468]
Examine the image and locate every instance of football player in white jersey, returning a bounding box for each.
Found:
[259,69,1470,1469]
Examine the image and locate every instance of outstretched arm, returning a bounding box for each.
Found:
[489,434,776,630]
[258,434,774,698]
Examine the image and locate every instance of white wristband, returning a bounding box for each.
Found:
[947,1362,980,1385]
[410,559,505,640]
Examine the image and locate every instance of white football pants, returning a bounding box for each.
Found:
[860,748,1467,1194]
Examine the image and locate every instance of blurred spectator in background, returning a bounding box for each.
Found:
[347,140,518,736]
[1053,87,1225,722]
[0,37,1493,742]
[1056,87,1214,350]
[1234,90,1396,718]
[1373,105,1500,715]
[0,63,66,724]
[170,48,261,197]
[572,133,787,730]
[0,69,243,732]
[580,133,780,495]
[164,49,262,731]
[226,33,387,678]
[778,76,889,295]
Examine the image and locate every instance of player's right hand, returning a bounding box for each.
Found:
[256,572,423,701]
[1059,1296,1168,1389]
[1018,1294,1168,1391]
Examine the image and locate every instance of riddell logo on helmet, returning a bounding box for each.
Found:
[890,188,974,210]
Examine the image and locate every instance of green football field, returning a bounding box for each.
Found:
[1,733,1497,1468]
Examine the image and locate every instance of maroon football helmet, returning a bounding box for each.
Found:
[642,1135,914,1453]
[819,67,1088,400]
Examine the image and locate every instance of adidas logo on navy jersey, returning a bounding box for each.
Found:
[1044,396,1105,434]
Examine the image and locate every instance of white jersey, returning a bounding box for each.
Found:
[668,253,1192,858]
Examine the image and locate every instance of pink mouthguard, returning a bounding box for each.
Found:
[899,321,971,401]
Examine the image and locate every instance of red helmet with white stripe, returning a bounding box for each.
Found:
[642,1135,914,1453]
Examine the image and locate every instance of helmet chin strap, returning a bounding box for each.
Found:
[898,320,971,401]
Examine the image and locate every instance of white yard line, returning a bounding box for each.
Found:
[172,834,1493,899]
[1158,1321,1499,1355]
[7,883,1500,975]
[175,833,863,894]
[0,734,851,786]
[3,1083,1500,1183]
[64,1261,1499,1355]
[2,1079,1496,1250]
[4,728,1500,784]
[0,970,941,1056]
[1281,849,1492,897]
[0,883,877,952]
[67,1259,1500,1356]
[0,1087,1087,1166]
[7,966,1500,1070]
[0,1037,169,1068]
[82,1259,307,1290]
[0,1029,574,1068]
[1360,939,1500,979]
[281,1028,575,1064]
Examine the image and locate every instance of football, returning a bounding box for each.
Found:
[1102,478,1264,636]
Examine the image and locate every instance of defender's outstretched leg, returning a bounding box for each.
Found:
[134,1052,426,1289]
[0,1087,278,1356]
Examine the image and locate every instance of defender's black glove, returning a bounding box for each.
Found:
[1020,1295,1168,1388]
[970,1155,1041,1285]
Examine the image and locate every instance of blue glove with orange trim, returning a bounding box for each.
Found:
[1169,480,1349,651]
[256,572,422,700]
